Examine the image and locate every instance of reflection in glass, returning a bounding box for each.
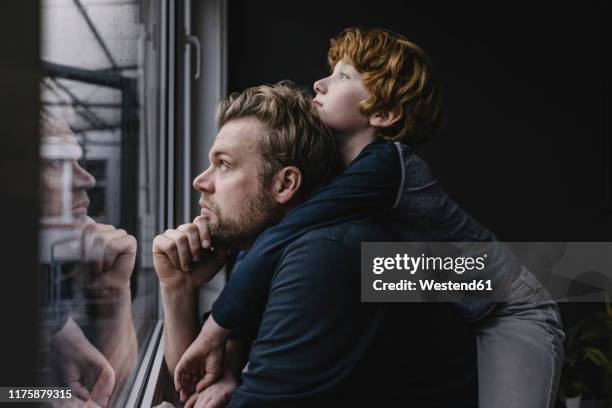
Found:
[38,112,139,407]
[39,1,160,406]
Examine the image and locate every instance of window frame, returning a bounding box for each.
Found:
[129,0,228,406]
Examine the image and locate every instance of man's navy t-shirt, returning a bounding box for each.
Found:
[228,218,478,407]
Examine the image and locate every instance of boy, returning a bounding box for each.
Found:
[176,28,564,408]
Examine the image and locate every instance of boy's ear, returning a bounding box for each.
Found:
[272,166,302,205]
[369,105,403,129]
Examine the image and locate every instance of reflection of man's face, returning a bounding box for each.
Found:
[41,133,96,218]
[192,117,279,249]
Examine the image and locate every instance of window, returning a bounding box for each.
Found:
[37,1,227,405]
[38,0,162,406]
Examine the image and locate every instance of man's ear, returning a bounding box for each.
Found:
[273,166,302,205]
[369,105,402,129]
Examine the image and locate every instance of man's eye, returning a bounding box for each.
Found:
[218,160,229,170]
[340,73,349,79]
[43,159,65,172]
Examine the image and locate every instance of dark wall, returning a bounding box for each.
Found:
[227,0,610,241]
[0,2,40,386]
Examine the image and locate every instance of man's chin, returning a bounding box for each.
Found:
[209,224,254,250]
[72,208,88,217]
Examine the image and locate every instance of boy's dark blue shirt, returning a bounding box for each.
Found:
[211,141,518,330]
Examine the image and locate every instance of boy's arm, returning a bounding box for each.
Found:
[211,141,403,330]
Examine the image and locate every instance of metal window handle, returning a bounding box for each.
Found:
[186,34,201,80]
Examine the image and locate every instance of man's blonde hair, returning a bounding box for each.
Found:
[217,81,341,198]
[328,27,443,145]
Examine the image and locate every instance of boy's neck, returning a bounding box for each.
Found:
[336,128,378,166]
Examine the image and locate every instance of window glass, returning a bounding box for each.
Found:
[38,0,160,406]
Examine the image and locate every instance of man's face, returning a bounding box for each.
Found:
[193,117,279,248]
[41,134,96,218]
[313,58,372,133]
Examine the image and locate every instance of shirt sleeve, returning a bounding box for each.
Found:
[211,141,402,330]
[227,236,383,407]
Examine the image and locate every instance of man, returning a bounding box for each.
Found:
[153,82,477,407]
[39,112,138,406]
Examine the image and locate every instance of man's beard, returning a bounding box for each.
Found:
[202,186,278,248]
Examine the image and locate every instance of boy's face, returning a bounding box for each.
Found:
[313,58,371,133]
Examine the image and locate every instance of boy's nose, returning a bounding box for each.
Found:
[313,78,326,95]
[193,166,214,193]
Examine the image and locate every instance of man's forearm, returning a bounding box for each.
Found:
[86,285,138,384]
[161,283,200,375]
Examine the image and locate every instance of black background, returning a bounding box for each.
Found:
[227,0,611,242]
[0,1,40,388]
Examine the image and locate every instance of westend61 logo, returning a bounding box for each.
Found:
[372,253,488,275]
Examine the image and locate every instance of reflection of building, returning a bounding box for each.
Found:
[41,0,139,231]
[80,130,121,224]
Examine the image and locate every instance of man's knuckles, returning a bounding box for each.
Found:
[177,223,198,235]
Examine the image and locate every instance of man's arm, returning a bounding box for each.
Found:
[229,231,383,407]
[160,279,201,376]
[80,223,138,389]
[152,216,228,376]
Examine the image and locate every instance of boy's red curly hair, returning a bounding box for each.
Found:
[328,27,443,145]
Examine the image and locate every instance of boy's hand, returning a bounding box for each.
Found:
[174,315,232,402]
[153,216,228,290]
[184,373,239,408]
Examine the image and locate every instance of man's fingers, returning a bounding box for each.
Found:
[178,372,196,402]
[193,216,211,249]
[195,372,217,393]
[180,375,197,403]
[174,366,183,392]
[164,229,193,272]
[83,227,134,273]
[84,338,115,407]
[90,361,115,407]
[180,388,189,403]
[81,224,116,269]
[68,382,91,402]
[185,392,200,408]
[152,235,181,270]
[100,232,136,272]
[177,223,204,262]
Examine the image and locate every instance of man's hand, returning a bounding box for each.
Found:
[51,318,115,407]
[174,315,233,402]
[80,221,137,290]
[153,215,228,290]
[184,373,238,408]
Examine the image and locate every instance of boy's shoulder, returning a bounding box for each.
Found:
[390,142,437,191]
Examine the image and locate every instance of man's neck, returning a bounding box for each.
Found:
[335,128,378,166]
[236,204,299,252]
